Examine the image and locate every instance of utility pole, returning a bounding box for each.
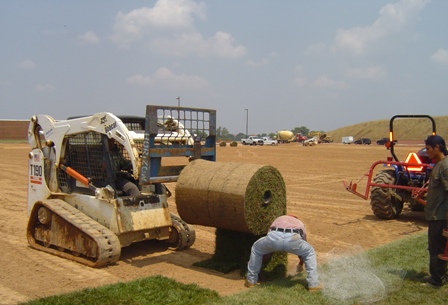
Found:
[176,96,180,107]
[244,108,249,138]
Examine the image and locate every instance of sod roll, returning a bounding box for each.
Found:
[175,159,286,235]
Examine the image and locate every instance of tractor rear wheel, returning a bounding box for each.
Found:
[370,170,404,219]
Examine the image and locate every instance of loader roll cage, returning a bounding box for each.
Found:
[343,114,437,206]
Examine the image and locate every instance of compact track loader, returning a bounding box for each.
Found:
[27,105,216,267]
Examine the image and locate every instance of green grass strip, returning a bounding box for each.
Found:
[22,275,220,305]
[21,232,448,305]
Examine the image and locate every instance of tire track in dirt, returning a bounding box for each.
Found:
[0,284,29,305]
[221,147,262,161]
[1,231,120,280]
[0,231,120,302]
[245,148,262,159]
[0,200,25,212]
[235,148,244,159]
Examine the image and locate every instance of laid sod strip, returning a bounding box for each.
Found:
[193,228,287,280]
[22,275,220,305]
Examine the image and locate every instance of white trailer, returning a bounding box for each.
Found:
[342,136,354,144]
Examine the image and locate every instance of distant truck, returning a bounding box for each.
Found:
[296,133,307,142]
[354,137,371,145]
[303,137,318,146]
[342,136,354,144]
[276,130,295,144]
[241,136,264,145]
[261,137,278,145]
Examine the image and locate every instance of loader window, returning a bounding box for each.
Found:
[59,132,110,195]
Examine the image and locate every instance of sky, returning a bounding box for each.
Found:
[1,0,447,135]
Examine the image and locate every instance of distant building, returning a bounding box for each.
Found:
[0,120,28,140]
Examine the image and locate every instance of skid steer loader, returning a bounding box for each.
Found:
[27,105,216,267]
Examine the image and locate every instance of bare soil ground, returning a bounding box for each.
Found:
[0,143,428,304]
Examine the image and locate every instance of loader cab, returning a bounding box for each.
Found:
[58,132,138,198]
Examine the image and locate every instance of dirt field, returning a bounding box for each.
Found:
[0,142,429,304]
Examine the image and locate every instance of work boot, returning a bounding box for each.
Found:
[421,282,442,289]
[421,275,432,283]
[421,275,447,286]
[308,284,323,292]
[244,279,260,288]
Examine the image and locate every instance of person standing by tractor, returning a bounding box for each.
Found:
[245,215,321,292]
[423,135,448,287]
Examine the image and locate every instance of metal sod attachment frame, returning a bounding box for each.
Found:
[140,105,216,185]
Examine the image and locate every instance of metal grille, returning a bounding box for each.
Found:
[57,167,70,193]
[152,108,214,145]
[65,132,108,185]
[125,122,143,131]
[120,117,145,155]
[114,141,132,160]
[139,106,216,185]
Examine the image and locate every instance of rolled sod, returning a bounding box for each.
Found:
[176,159,287,278]
[175,159,287,235]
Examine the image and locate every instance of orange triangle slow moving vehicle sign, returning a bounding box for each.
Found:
[404,152,423,171]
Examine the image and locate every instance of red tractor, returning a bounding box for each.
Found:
[343,115,436,220]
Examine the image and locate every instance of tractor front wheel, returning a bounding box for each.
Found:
[370,170,404,219]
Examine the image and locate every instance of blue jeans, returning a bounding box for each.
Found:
[246,231,319,288]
